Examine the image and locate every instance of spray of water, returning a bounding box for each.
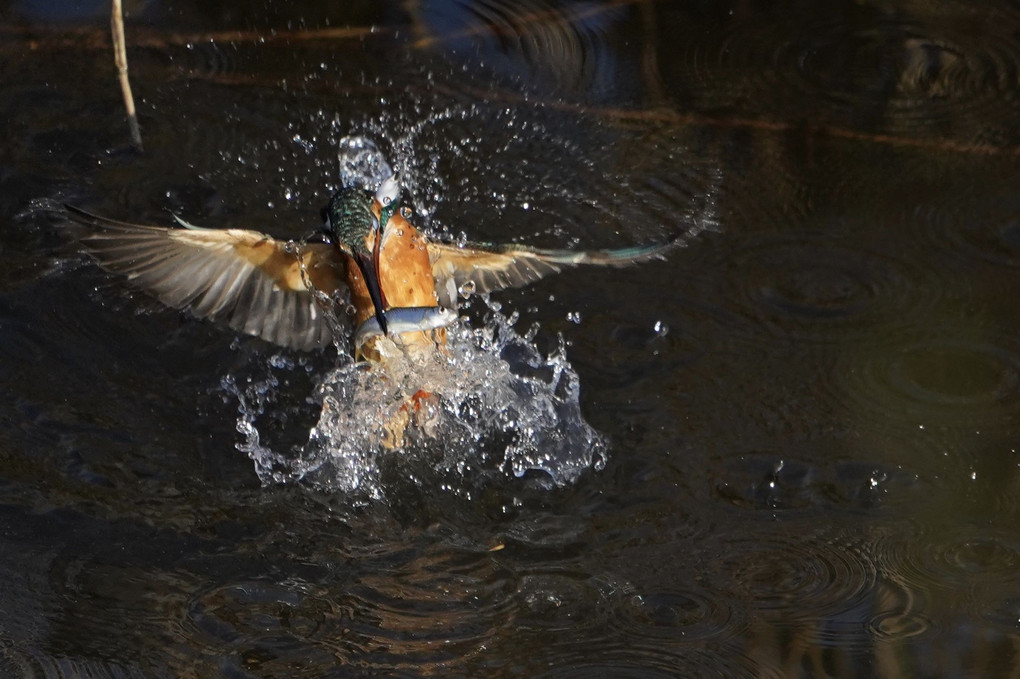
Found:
[224,137,607,496]
[229,304,607,497]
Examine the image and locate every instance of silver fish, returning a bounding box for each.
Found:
[354,305,458,351]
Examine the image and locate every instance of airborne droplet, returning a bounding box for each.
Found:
[458,280,476,297]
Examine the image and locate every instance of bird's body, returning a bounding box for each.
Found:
[336,187,449,364]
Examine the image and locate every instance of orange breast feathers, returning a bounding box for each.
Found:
[345,204,442,326]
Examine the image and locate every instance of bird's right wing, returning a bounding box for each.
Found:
[68,205,349,351]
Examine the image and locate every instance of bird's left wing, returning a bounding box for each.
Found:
[428,239,676,308]
[68,205,348,351]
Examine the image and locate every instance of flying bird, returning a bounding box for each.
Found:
[67,179,676,365]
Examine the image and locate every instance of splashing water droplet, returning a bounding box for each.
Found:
[566,311,582,324]
[337,136,393,192]
[653,320,669,337]
[458,280,476,297]
[233,306,608,496]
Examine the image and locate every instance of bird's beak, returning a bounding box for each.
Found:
[355,250,388,335]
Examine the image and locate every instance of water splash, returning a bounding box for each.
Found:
[230,304,607,497]
[221,133,690,496]
[337,136,393,192]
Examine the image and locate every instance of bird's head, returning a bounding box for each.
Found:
[324,187,388,334]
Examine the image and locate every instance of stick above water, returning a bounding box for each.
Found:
[111,0,142,151]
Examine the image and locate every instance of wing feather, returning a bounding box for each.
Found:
[67,205,348,351]
[429,239,676,308]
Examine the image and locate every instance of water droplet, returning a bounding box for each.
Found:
[459,280,476,297]
[400,206,413,219]
[395,228,404,237]
[653,320,669,337]
[522,201,530,210]
[566,311,582,324]
[269,354,294,370]
[337,136,392,191]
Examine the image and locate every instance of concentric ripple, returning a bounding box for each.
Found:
[790,19,1020,138]
[866,577,937,643]
[415,0,631,97]
[611,585,741,644]
[703,526,878,638]
[834,327,1020,429]
[523,639,785,679]
[910,189,1020,270]
[185,580,340,650]
[873,521,1020,599]
[510,570,618,633]
[715,234,936,344]
[338,549,513,666]
[675,12,1020,145]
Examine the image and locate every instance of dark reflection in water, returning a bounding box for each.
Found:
[4,0,1020,676]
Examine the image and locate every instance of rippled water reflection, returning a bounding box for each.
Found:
[4,0,1020,676]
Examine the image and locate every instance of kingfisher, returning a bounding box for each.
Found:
[67,178,676,363]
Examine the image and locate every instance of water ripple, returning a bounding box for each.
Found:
[339,548,512,666]
[866,576,937,643]
[612,585,740,643]
[875,522,1020,598]
[712,233,938,344]
[911,190,1020,270]
[527,644,784,679]
[713,450,923,513]
[704,526,878,635]
[510,570,616,633]
[682,13,1020,145]
[185,579,341,651]
[834,327,1020,429]
[414,0,631,97]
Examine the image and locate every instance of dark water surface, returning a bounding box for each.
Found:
[3,0,1020,676]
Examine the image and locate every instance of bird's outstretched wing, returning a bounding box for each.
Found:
[67,205,348,350]
[428,239,677,308]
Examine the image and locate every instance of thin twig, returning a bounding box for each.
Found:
[111,0,142,150]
